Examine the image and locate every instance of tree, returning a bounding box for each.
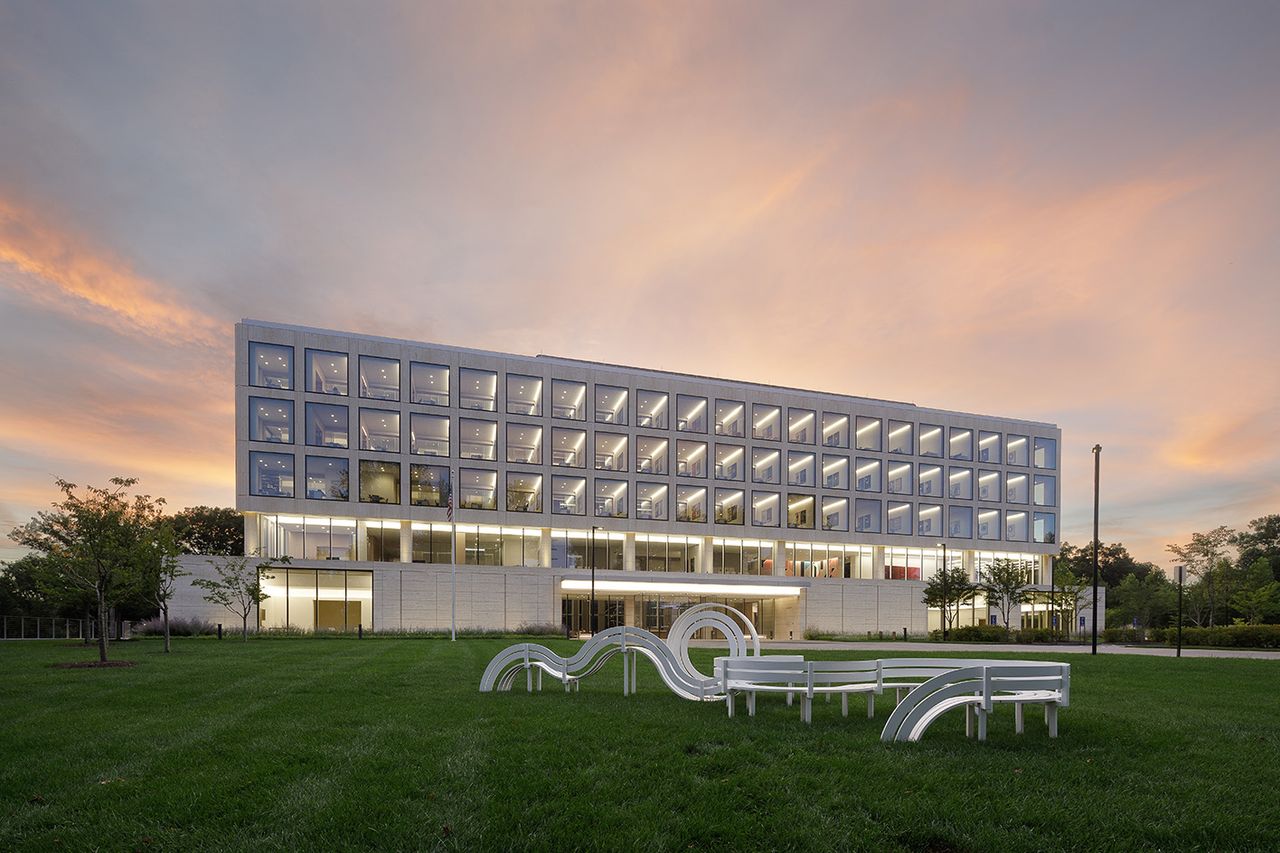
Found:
[922,562,976,640]
[9,477,167,662]
[1233,516,1280,583]
[170,506,244,556]
[193,554,287,640]
[1057,541,1157,588]
[132,523,187,653]
[1108,572,1177,629]
[1229,558,1280,625]
[1051,566,1091,639]
[981,558,1033,636]
[1166,526,1235,627]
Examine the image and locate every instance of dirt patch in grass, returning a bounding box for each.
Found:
[52,660,136,670]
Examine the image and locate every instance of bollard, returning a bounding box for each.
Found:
[903,627,907,641]
[217,623,223,641]
[358,623,364,639]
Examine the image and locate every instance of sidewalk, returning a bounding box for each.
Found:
[688,638,1280,660]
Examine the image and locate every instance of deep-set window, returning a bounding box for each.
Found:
[595,385,628,425]
[358,409,400,453]
[507,373,542,416]
[305,456,349,501]
[1033,474,1056,507]
[822,497,849,532]
[887,420,913,455]
[788,408,816,444]
[459,368,497,411]
[715,488,745,525]
[458,418,497,461]
[676,486,708,523]
[821,413,849,448]
[306,349,348,396]
[249,342,293,390]
[854,499,881,534]
[949,467,973,500]
[753,404,781,441]
[458,468,497,510]
[1006,434,1029,466]
[752,448,780,484]
[410,362,449,406]
[787,451,815,487]
[1034,437,1058,469]
[595,479,628,518]
[305,403,348,449]
[635,389,668,429]
[677,395,708,433]
[978,470,1001,502]
[715,400,745,437]
[359,356,400,402]
[506,472,543,513]
[636,482,668,521]
[552,379,587,420]
[551,428,587,468]
[918,424,943,457]
[887,461,913,495]
[506,423,543,465]
[978,431,1001,464]
[752,491,781,527]
[855,458,881,492]
[250,451,294,498]
[855,416,882,451]
[409,465,449,507]
[594,433,629,472]
[715,445,745,481]
[250,397,294,444]
[787,493,815,530]
[949,427,973,461]
[359,460,400,504]
[551,476,587,515]
[676,440,708,477]
[887,501,913,535]
[636,436,669,474]
[410,413,449,457]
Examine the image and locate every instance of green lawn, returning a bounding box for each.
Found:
[2,639,1278,851]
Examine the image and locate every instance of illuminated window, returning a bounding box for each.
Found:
[506,373,542,416]
[787,451,815,486]
[551,428,586,468]
[358,409,399,453]
[506,423,543,464]
[595,479,629,518]
[410,413,449,457]
[1034,437,1058,469]
[458,468,497,510]
[887,461,913,495]
[677,486,708,523]
[752,448,781,484]
[822,455,849,489]
[677,395,708,433]
[636,482,668,520]
[459,418,497,461]
[1006,434,1029,466]
[1006,510,1029,542]
[978,508,1001,541]
[305,403,348,449]
[249,342,293,390]
[855,458,881,492]
[250,451,294,497]
[1034,512,1057,544]
[410,362,449,406]
[1033,474,1056,506]
[887,501,913,535]
[676,440,708,477]
[635,389,668,429]
[305,349,347,396]
[917,464,943,497]
[917,503,943,536]
[788,408,816,444]
[978,470,1002,502]
[918,424,943,457]
[949,506,973,539]
[752,491,780,527]
[949,467,973,500]
[821,496,848,532]
[855,416,882,451]
[506,473,543,513]
[1005,472,1030,504]
[594,432,629,472]
[459,368,497,412]
[787,492,815,530]
[305,456,348,501]
[358,356,399,402]
[551,475,586,515]
[821,413,849,448]
[978,430,1001,464]
[715,399,745,437]
[250,397,293,444]
[409,464,449,507]
[715,488,745,525]
[635,436,668,474]
[551,379,587,420]
[949,427,973,461]
[854,498,881,534]
[715,444,746,481]
[752,404,781,441]
[359,460,400,504]
[595,385,628,425]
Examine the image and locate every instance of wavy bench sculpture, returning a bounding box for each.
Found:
[478,604,760,701]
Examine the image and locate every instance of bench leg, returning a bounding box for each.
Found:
[1047,704,1059,738]
[802,696,811,724]
[787,684,794,706]
[1015,703,1025,734]
[841,693,849,718]
[727,692,735,718]
[748,691,756,717]
[537,669,543,691]
[826,693,832,703]
[631,651,638,693]
[977,707,988,742]
[895,686,905,705]
[867,693,875,719]
[527,667,533,693]
[965,705,974,738]
[622,654,629,697]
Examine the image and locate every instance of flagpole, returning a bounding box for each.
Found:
[449,471,456,642]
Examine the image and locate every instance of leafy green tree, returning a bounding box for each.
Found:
[8,477,168,662]
[194,553,287,640]
[1166,526,1235,627]
[1108,571,1177,629]
[980,558,1033,636]
[1233,516,1280,583]
[1229,558,1280,625]
[922,562,976,640]
[1057,541,1158,588]
[170,506,244,556]
[1050,566,1091,639]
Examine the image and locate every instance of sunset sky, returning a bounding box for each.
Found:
[2,1,1278,566]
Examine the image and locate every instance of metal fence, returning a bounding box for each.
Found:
[1,615,129,641]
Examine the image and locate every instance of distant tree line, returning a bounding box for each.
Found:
[1056,515,1280,629]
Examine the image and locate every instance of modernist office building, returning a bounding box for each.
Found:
[174,319,1092,638]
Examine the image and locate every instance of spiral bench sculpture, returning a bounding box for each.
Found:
[480,606,1071,743]
[478,604,760,701]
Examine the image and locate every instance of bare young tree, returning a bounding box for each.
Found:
[134,523,187,653]
[9,477,167,663]
[194,554,287,640]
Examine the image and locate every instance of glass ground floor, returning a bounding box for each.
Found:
[258,568,373,631]
[560,594,779,639]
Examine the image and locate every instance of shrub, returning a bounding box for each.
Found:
[134,617,217,637]
[939,624,1010,643]
[513,622,563,636]
[1165,624,1280,649]
[1014,628,1056,644]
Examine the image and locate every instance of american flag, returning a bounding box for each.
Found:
[447,486,453,522]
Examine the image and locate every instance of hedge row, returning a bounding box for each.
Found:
[1102,624,1280,648]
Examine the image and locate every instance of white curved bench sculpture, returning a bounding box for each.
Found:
[478,604,760,701]
[878,661,1070,743]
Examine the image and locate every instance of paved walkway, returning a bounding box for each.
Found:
[689,639,1280,660]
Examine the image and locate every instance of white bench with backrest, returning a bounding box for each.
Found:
[718,656,809,720]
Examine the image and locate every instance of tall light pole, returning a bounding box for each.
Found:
[590,525,600,635]
[1091,444,1102,655]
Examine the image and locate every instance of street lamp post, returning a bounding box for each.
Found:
[1176,564,1185,658]
[590,525,600,635]
[1091,444,1102,655]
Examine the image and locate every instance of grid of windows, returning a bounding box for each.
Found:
[244,334,1059,544]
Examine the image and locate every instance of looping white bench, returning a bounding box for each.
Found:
[719,656,1070,741]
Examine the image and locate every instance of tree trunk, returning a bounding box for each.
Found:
[162,603,171,654]
[96,589,109,663]
[241,612,249,642]
[82,607,91,646]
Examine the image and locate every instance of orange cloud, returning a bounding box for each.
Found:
[0,198,222,347]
